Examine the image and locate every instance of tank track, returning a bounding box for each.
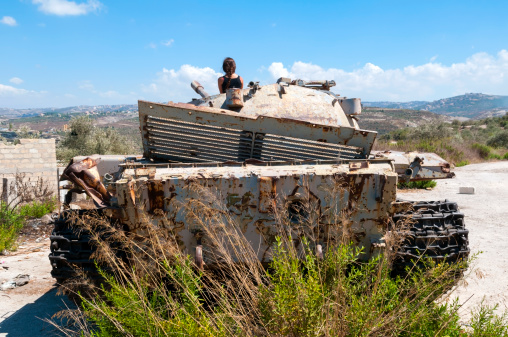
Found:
[49,210,108,284]
[391,199,470,274]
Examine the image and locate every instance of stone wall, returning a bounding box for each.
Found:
[0,139,58,201]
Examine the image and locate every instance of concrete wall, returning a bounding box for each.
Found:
[0,139,58,200]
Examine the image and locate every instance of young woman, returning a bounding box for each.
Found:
[218,57,244,94]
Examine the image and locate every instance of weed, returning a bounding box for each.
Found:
[469,302,508,336]
[504,152,508,160]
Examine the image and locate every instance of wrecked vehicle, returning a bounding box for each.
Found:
[49,78,469,282]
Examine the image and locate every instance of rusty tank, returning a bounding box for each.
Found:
[49,78,469,281]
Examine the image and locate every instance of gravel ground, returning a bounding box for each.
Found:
[398,161,508,321]
[0,161,506,336]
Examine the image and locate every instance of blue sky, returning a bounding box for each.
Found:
[1,0,508,108]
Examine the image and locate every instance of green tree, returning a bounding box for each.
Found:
[57,115,135,162]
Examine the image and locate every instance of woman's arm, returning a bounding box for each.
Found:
[218,77,224,93]
[240,76,244,89]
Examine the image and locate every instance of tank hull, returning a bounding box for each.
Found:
[113,160,398,264]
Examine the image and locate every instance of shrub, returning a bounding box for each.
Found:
[487,131,508,148]
[472,143,492,159]
[488,153,502,160]
[456,160,469,167]
[504,152,508,160]
[18,198,57,219]
[398,180,437,189]
[0,203,24,251]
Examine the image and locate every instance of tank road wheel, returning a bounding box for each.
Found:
[391,199,470,275]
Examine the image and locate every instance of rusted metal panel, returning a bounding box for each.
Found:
[138,100,376,163]
[114,160,397,264]
[373,150,456,181]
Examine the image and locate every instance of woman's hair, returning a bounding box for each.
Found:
[222,57,236,77]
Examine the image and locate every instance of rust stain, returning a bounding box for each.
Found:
[147,180,165,212]
[259,177,276,213]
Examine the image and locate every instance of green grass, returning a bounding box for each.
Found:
[456,160,470,167]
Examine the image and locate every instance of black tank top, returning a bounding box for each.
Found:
[222,75,242,92]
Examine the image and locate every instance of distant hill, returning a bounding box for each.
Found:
[362,101,428,110]
[359,107,445,135]
[0,104,137,118]
[364,93,508,119]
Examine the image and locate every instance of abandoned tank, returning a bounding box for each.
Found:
[49,78,469,282]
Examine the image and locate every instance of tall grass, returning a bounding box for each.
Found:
[51,187,508,337]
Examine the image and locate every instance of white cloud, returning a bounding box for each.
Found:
[161,39,174,47]
[9,77,24,85]
[148,42,157,49]
[0,84,29,96]
[142,65,222,102]
[32,0,102,16]
[267,50,508,101]
[1,16,17,26]
[0,84,46,99]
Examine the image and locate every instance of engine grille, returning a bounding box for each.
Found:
[145,116,364,163]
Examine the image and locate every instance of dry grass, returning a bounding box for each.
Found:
[47,183,508,337]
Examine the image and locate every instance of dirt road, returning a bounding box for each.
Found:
[0,161,507,335]
[399,161,508,320]
[0,226,74,337]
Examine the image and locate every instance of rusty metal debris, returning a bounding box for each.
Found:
[61,157,111,208]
